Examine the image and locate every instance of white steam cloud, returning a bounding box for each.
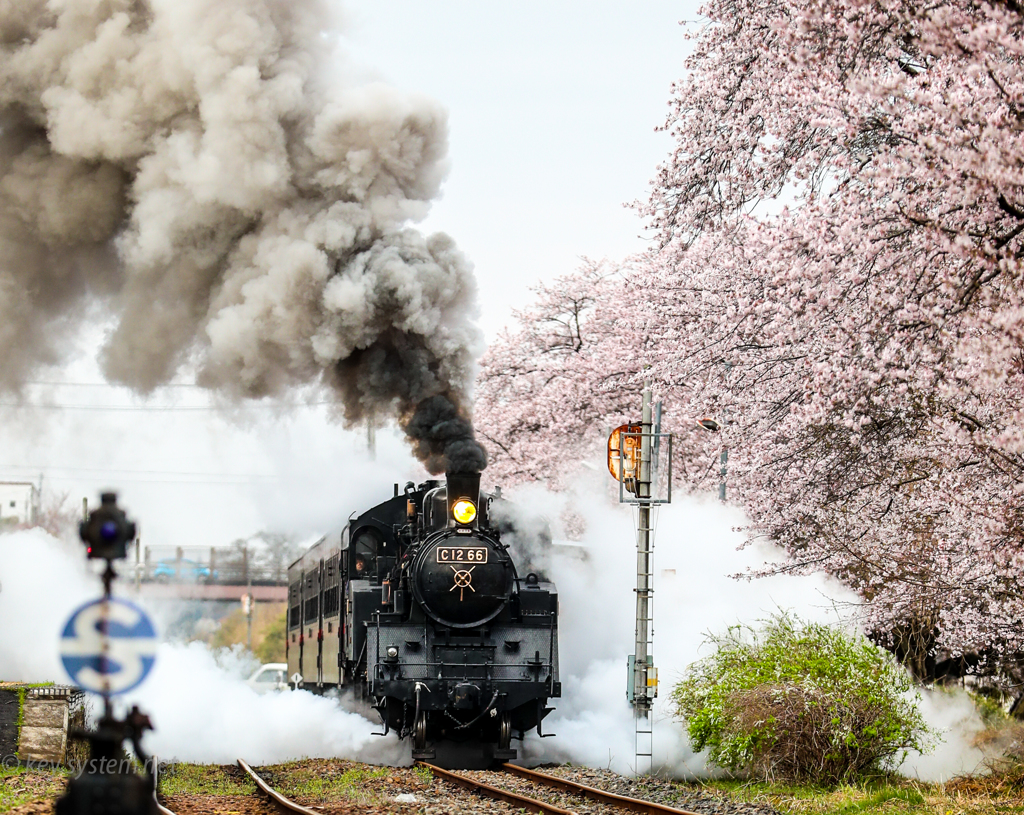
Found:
[0,0,485,472]
[135,643,406,765]
[503,476,988,781]
[0,528,94,681]
[0,527,407,765]
[0,488,988,776]
[902,689,986,781]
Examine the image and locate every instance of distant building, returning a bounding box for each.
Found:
[0,482,39,526]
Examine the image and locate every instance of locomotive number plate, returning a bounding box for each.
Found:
[436,546,488,564]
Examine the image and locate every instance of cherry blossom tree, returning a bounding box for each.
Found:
[478,0,1024,662]
[475,260,638,490]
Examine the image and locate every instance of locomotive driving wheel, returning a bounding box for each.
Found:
[413,711,428,751]
[498,712,512,751]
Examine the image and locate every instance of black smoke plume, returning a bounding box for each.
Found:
[404,395,488,475]
[0,0,486,472]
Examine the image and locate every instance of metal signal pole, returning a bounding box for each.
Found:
[633,386,653,711]
[632,384,655,773]
[608,385,672,775]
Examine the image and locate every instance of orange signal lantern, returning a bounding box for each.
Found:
[608,423,642,495]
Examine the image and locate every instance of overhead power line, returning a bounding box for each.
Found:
[22,476,275,486]
[0,464,275,478]
[0,401,340,412]
[24,380,209,389]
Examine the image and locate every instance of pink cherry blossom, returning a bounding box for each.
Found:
[477,0,1024,662]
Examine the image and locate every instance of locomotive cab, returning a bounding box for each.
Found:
[351,526,387,578]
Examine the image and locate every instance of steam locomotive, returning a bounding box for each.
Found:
[286,470,560,765]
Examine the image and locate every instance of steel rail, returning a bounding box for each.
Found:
[501,763,701,815]
[152,759,176,815]
[155,793,176,815]
[417,761,576,815]
[237,758,322,815]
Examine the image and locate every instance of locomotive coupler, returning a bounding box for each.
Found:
[450,682,479,710]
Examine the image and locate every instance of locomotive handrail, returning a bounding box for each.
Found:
[371,659,554,680]
[371,658,553,670]
[549,604,556,678]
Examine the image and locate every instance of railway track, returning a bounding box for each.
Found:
[153,759,318,815]
[419,761,702,815]
[154,757,709,814]
[152,759,176,815]
[420,762,573,814]
[236,758,322,815]
[155,795,177,815]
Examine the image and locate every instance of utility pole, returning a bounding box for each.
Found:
[719,447,728,502]
[244,592,254,651]
[244,542,254,652]
[720,363,732,501]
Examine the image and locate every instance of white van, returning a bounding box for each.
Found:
[246,663,288,693]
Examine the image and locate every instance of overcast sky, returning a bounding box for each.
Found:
[343,1,695,334]
[0,2,699,552]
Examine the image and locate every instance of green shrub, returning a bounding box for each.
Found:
[671,614,932,785]
[255,608,287,663]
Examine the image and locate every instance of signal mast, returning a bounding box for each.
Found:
[607,383,672,775]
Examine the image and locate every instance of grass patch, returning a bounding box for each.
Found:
[0,764,68,812]
[158,760,416,808]
[412,764,432,785]
[695,776,1024,815]
[158,764,255,797]
[264,762,389,806]
[833,787,925,814]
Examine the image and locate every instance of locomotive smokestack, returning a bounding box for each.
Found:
[446,470,482,522]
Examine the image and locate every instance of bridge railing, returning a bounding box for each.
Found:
[133,545,290,585]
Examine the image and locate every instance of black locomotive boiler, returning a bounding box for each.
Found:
[286,470,560,765]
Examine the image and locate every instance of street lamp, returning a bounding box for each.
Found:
[695,417,727,501]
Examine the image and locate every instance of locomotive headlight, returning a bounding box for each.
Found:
[452,498,477,525]
[386,646,399,659]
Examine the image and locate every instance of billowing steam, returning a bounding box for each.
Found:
[0,490,987,776]
[0,528,407,766]
[502,479,986,781]
[0,0,485,472]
